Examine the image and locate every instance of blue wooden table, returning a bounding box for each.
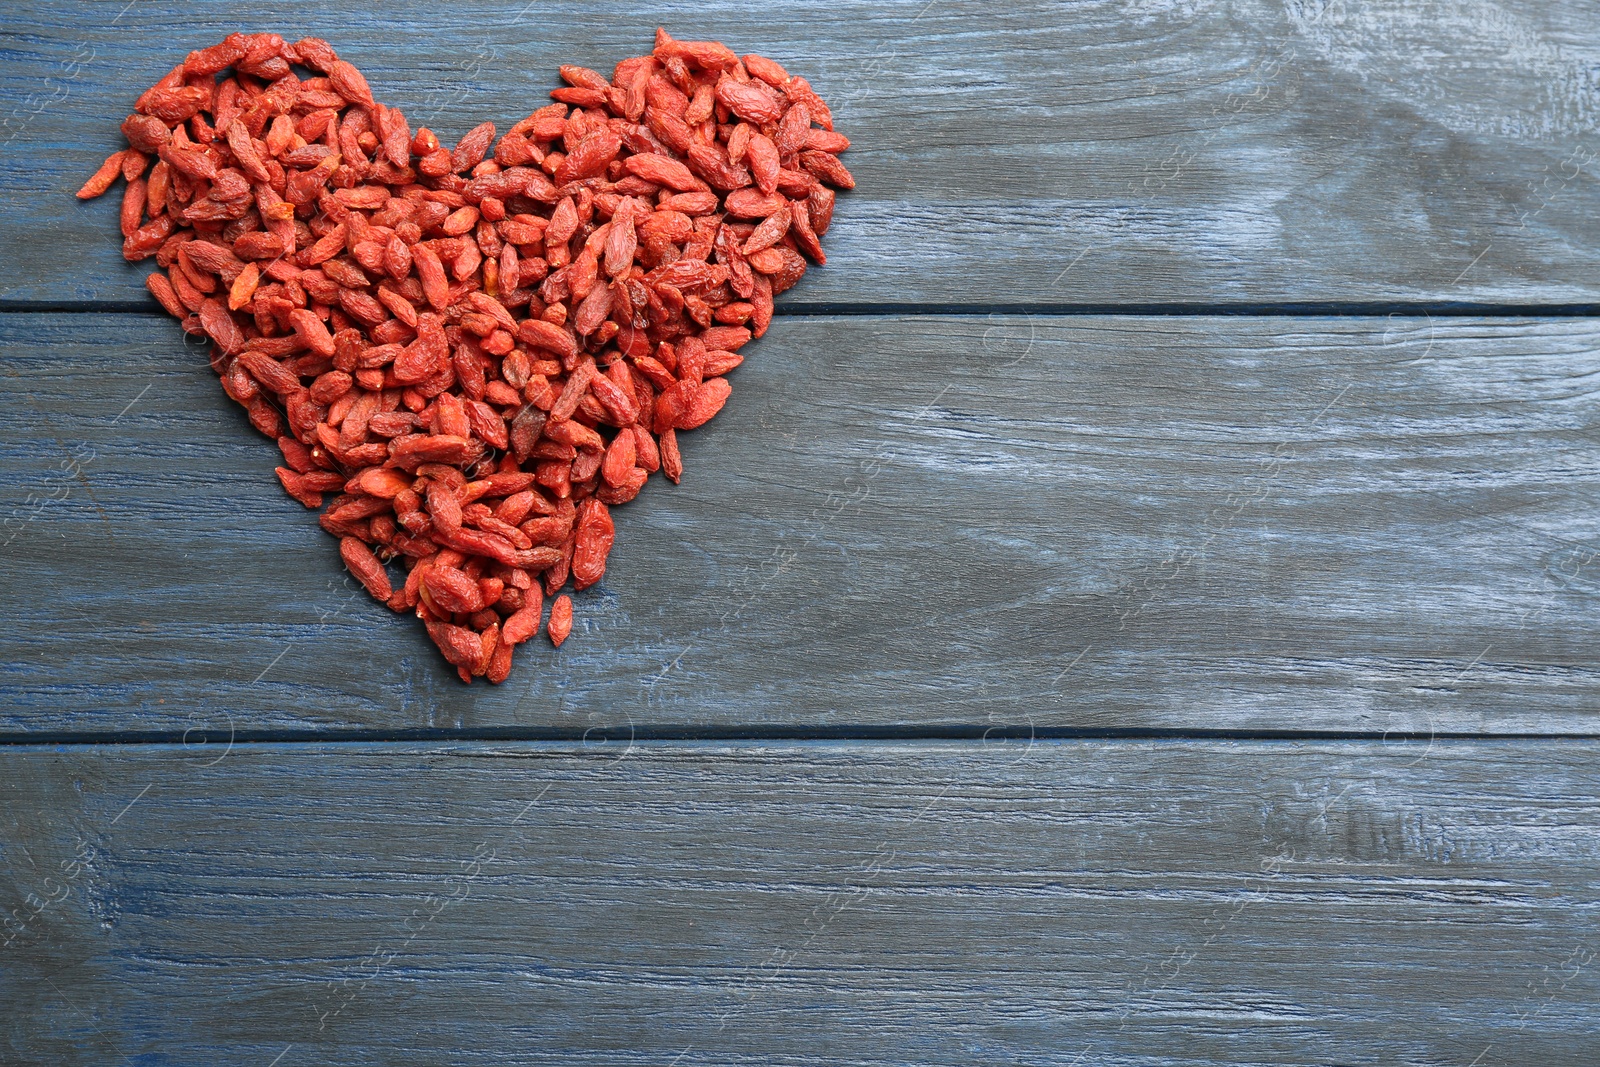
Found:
[3,2,1598,1063]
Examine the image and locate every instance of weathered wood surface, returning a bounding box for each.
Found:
[4,312,1598,736]
[5,5,1596,1064]
[4,0,1599,307]
[3,740,1596,1066]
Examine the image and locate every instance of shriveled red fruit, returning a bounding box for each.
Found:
[548,595,573,647]
[340,537,393,600]
[571,499,615,590]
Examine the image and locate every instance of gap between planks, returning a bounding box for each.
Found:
[6,727,1600,747]
[2,302,1600,317]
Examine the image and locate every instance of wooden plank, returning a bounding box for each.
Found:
[2,739,1597,1064]
[5,0,1600,307]
[4,312,1599,736]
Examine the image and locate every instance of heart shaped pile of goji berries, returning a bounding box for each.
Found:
[79,29,851,683]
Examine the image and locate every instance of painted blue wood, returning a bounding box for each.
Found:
[3,313,1599,736]
[3,0,1598,307]
[4,739,1598,1065]
[1,5,1595,1063]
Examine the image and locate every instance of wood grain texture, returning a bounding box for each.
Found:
[4,312,1599,736]
[4,0,1600,307]
[2,739,1597,1066]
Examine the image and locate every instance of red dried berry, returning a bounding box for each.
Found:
[548,595,573,647]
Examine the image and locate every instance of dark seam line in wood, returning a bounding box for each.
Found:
[1,727,1595,747]
[786,302,1600,318]
[3,302,1599,318]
